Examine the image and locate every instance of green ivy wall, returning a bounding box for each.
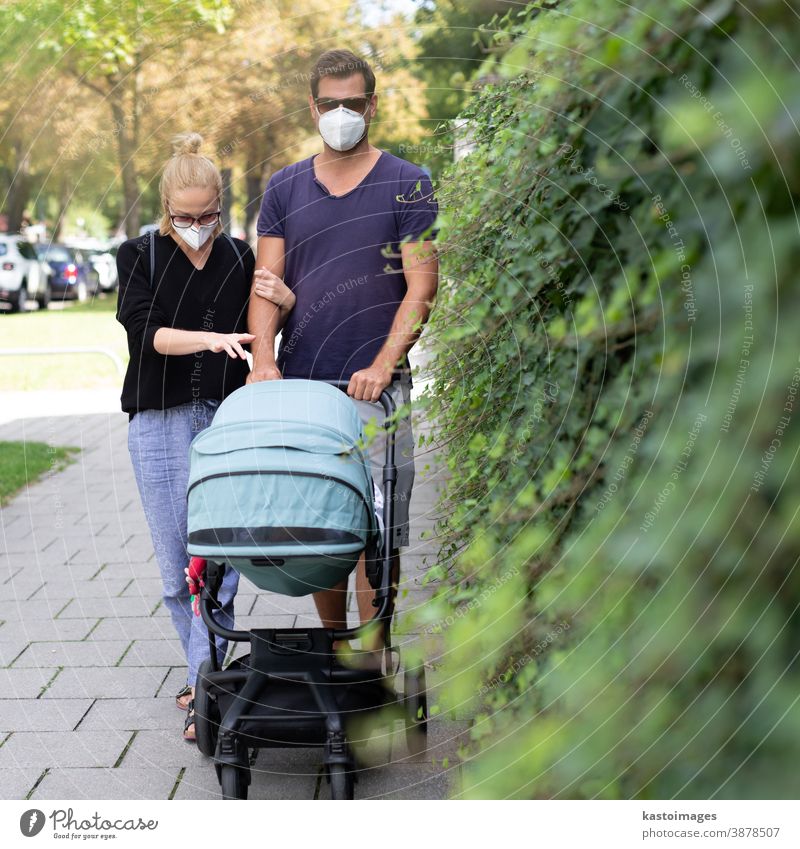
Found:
[417,0,800,798]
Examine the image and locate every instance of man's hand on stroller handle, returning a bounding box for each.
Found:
[246,362,282,383]
[347,362,394,402]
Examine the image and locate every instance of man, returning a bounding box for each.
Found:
[248,49,439,664]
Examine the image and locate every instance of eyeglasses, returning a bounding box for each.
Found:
[314,96,371,115]
[169,210,221,228]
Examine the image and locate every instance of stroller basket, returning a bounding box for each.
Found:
[186,380,379,596]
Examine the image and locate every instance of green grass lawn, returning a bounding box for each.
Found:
[0,295,128,391]
[0,440,80,506]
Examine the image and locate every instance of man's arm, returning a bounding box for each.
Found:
[247,235,286,383]
[347,240,439,401]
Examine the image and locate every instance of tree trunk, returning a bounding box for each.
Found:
[110,99,141,238]
[245,164,265,244]
[221,167,233,235]
[5,140,32,233]
[51,179,72,242]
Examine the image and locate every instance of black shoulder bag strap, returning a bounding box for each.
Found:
[222,232,245,279]
[148,232,156,291]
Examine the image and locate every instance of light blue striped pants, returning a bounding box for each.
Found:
[128,399,239,687]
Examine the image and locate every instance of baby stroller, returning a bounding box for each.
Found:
[186,379,428,799]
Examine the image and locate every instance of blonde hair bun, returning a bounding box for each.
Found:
[158,132,223,237]
[172,132,204,156]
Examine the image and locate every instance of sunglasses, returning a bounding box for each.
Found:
[314,96,371,115]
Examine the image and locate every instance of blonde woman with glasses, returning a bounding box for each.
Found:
[116,132,295,740]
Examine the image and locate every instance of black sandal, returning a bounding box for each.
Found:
[183,699,196,742]
[175,684,192,711]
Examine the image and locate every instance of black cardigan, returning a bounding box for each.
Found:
[116,232,255,417]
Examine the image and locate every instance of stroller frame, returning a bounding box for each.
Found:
[194,380,427,799]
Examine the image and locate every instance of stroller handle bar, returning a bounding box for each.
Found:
[323,379,397,418]
[200,376,402,645]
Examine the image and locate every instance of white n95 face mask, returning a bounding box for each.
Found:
[317,105,367,152]
[176,222,216,251]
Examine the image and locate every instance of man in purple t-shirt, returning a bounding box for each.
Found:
[248,49,439,663]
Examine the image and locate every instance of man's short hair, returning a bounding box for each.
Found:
[310,49,376,99]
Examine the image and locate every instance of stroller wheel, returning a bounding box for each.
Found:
[220,765,249,800]
[404,665,428,758]
[327,763,355,800]
[194,659,220,758]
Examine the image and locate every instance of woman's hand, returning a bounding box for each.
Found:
[153,328,254,358]
[204,332,255,359]
[253,268,295,311]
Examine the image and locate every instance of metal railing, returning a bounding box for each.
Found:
[0,347,126,376]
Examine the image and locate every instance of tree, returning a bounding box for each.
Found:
[413,0,510,170]
[1,0,238,237]
[0,0,433,241]
[177,1,431,239]
[181,0,345,240]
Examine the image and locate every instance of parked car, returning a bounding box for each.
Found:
[87,249,118,292]
[0,235,51,312]
[35,244,99,302]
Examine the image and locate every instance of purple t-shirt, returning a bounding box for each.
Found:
[256,151,438,381]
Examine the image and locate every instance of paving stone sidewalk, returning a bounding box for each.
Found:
[0,407,466,800]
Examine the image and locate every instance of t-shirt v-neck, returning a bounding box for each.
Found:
[311,150,385,199]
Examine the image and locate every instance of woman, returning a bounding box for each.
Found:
[116,132,295,740]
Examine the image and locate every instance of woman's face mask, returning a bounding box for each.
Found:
[168,205,220,250]
[316,103,368,152]
[175,221,216,250]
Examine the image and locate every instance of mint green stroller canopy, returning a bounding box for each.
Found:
[186,380,378,596]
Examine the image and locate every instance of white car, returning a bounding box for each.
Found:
[87,250,118,292]
[0,235,50,312]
